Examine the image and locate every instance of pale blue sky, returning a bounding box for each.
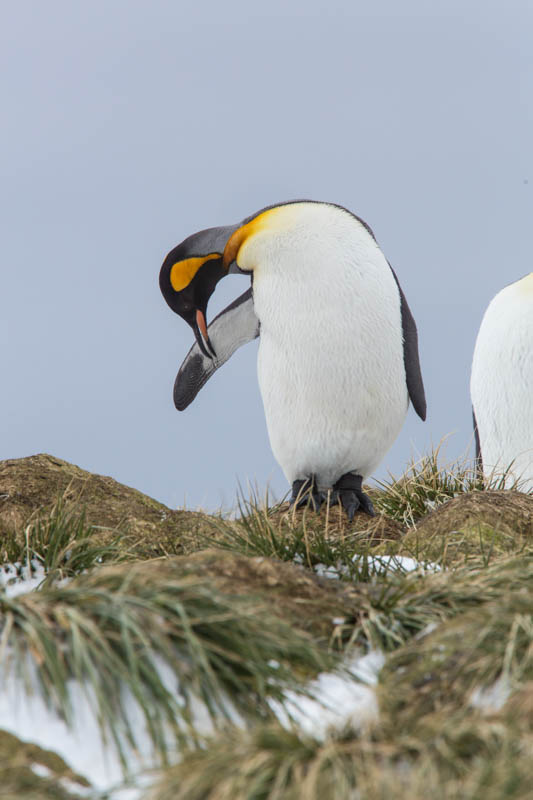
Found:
[1,0,532,509]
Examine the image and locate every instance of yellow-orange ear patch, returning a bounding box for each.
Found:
[170,253,220,293]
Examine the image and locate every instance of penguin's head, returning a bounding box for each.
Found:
[159,225,237,358]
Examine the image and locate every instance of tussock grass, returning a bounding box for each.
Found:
[0,559,332,767]
[379,561,533,726]
[209,495,530,576]
[205,449,531,579]
[149,717,533,800]
[208,493,402,583]
[374,444,484,525]
[4,450,533,797]
[149,552,533,799]
[0,501,128,586]
[383,491,533,572]
[148,725,360,800]
[374,443,528,528]
[351,550,533,652]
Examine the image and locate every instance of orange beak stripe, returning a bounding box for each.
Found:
[196,309,209,343]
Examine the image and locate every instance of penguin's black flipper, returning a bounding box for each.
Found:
[173,288,259,411]
[473,407,483,475]
[388,265,427,421]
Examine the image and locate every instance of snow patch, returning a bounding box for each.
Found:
[314,555,440,580]
[0,647,246,796]
[470,675,511,713]
[0,654,168,796]
[0,561,47,597]
[358,555,441,573]
[271,650,385,738]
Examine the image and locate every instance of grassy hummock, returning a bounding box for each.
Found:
[1,449,533,797]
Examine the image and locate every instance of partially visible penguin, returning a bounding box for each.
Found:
[471,273,533,490]
[160,200,426,518]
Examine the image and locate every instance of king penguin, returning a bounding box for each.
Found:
[471,272,533,490]
[160,200,426,518]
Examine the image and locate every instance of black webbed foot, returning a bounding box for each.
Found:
[290,475,324,512]
[333,472,375,521]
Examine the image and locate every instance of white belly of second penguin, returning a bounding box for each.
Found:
[253,241,408,489]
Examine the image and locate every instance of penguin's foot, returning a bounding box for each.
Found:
[290,476,324,512]
[333,473,375,521]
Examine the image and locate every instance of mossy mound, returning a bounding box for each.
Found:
[0,729,89,799]
[397,490,533,564]
[0,454,216,559]
[175,548,368,644]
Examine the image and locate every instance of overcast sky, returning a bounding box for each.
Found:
[1,0,532,510]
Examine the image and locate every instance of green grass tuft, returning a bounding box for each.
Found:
[0,501,129,586]
[374,443,529,527]
[373,444,484,525]
[208,493,400,583]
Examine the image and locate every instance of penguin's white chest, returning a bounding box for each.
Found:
[252,247,408,488]
[471,275,533,490]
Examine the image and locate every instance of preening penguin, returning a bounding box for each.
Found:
[160,200,426,518]
[471,273,533,490]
